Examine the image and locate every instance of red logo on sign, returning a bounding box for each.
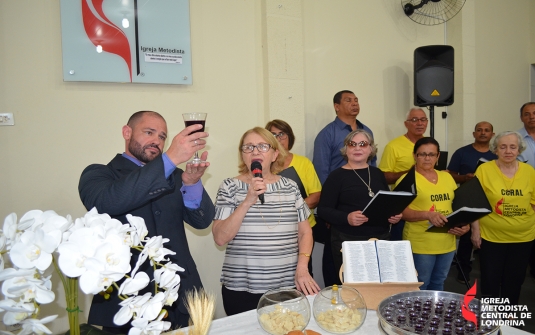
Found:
[81,0,133,81]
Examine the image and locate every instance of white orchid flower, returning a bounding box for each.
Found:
[118,271,150,296]
[138,291,166,321]
[93,235,131,280]
[17,210,45,231]
[0,299,33,312]
[131,237,175,277]
[159,273,180,291]
[129,311,171,335]
[114,292,152,326]
[145,236,175,264]
[18,315,57,335]
[0,230,7,253]
[0,299,35,325]
[9,228,61,271]
[130,249,149,278]
[57,227,104,278]
[153,263,183,289]
[126,214,148,247]
[79,258,123,295]
[41,213,71,235]
[2,273,54,304]
[84,209,113,230]
[57,242,91,278]
[3,213,18,242]
[161,283,179,306]
[0,268,36,282]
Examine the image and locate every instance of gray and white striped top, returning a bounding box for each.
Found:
[214,177,311,293]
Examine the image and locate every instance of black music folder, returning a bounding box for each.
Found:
[393,166,417,195]
[426,177,492,233]
[279,166,307,198]
[362,190,416,225]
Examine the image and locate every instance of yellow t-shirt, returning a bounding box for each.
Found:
[475,161,535,242]
[379,135,415,173]
[289,154,322,227]
[395,170,457,254]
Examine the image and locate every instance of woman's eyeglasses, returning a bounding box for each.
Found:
[241,143,272,153]
[272,132,288,140]
[347,140,369,148]
[416,152,438,158]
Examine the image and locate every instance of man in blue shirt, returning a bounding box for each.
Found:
[313,90,375,184]
[447,121,496,183]
[516,102,535,279]
[313,90,375,286]
[446,121,496,284]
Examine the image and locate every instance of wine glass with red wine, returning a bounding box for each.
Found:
[182,112,207,164]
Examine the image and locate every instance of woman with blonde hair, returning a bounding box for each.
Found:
[318,129,402,284]
[212,127,319,315]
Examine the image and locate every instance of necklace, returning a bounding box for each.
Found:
[349,164,374,197]
[255,184,283,229]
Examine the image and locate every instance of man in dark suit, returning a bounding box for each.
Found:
[79,111,215,333]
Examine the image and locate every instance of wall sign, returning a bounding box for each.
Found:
[60,0,192,84]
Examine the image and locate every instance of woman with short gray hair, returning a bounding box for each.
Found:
[472,130,535,306]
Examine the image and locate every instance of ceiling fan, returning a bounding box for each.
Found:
[402,0,466,26]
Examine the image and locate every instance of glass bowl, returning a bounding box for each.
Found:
[256,288,311,335]
[313,285,367,334]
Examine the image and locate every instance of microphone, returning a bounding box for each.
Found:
[251,161,265,204]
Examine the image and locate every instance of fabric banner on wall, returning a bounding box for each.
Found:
[60,0,192,85]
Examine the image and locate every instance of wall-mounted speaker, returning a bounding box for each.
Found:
[414,45,454,107]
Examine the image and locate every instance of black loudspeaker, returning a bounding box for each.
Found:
[414,45,454,107]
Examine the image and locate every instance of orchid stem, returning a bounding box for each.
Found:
[53,256,80,335]
[52,256,69,296]
[153,262,159,294]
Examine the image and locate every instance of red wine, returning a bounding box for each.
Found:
[184,120,205,134]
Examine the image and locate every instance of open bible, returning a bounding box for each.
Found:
[342,240,418,283]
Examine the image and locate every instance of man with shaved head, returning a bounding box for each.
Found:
[446,121,496,284]
[79,110,215,333]
[447,121,496,183]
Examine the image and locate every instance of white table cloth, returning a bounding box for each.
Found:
[179,296,532,335]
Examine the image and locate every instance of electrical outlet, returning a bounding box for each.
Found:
[0,113,14,126]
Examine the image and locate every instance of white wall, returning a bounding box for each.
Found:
[0,0,264,331]
[302,0,445,159]
[1,0,535,333]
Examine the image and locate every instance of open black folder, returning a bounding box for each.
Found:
[362,190,416,225]
[393,166,417,195]
[279,166,307,198]
[426,177,492,233]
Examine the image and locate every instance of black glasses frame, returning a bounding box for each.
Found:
[241,143,272,153]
